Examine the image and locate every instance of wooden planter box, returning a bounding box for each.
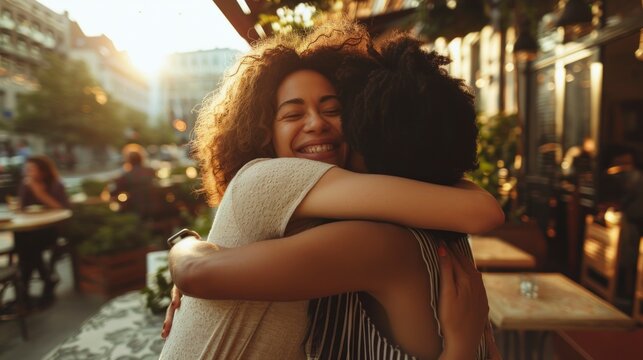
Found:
[78,247,149,297]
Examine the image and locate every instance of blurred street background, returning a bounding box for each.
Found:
[1,1,643,359]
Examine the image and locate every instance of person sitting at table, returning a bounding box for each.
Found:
[15,155,69,306]
[110,144,158,218]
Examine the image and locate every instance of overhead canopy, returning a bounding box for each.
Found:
[212,0,420,44]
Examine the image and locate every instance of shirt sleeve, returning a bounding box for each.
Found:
[226,158,335,241]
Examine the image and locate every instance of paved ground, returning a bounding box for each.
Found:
[0,255,106,359]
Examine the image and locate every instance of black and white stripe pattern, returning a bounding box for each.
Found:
[306,230,487,360]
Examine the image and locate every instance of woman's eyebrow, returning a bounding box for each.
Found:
[277,94,339,111]
[277,98,304,111]
[319,95,340,104]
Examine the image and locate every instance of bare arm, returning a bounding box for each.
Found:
[167,224,490,360]
[170,221,416,300]
[295,168,504,234]
[21,181,65,209]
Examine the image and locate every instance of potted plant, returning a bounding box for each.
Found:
[470,113,546,265]
[64,203,160,297]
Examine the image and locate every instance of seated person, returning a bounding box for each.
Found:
[111,145,157,217]
[15,155,69,305]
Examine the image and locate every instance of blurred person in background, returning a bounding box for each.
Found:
[16,155,69,306]
[16,139,32,161]
[111,144,157,218]
[606,146,643,311]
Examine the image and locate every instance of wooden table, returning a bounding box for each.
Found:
[470,235,536,270]
[0,209,72,232]
[484,273,634,330]
[483,273,635,359]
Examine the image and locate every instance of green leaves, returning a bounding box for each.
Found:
[65,204,157,257]
[470,113,520,204]
[140,265,172,314]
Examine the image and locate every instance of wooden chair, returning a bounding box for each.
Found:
[634,236,643,324]
[0,247,28,340]
[580,214,622,303]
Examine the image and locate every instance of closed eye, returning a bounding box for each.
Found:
[282,113,303,121]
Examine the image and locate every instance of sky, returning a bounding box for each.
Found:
[38,0,250,76]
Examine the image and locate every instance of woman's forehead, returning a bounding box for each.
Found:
[276,70,337,105]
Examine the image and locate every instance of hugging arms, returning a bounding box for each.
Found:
[161,20,503,360]
[166,159,503,359]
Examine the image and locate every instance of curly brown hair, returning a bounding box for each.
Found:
[26,155,60,187]
[337,33,479,186]
[193,19,370,205]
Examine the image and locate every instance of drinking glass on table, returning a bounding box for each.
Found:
[5,195,19,212]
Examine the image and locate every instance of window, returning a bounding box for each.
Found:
[17,40,27,52]
[0,33,10,46]
[563,58,592,153]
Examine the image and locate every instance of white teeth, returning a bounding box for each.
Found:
[302,144,334,153]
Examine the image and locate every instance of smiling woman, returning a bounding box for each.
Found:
[272,70,348,165]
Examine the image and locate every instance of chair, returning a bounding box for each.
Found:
[0,246,28,340]
[634,236,643,324]
[47,235,75,286]
[580,214,621,303]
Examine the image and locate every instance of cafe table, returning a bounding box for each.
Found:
[0,209,73,294]
[0,208,72,232]
[470,235,536,270]
[483,273,635,359]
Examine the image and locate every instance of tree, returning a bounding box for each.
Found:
[14,54,126,150]
[119,108,175,147]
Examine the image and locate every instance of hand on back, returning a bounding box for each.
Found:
[437,243,489,359]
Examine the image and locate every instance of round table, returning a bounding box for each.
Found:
[0,209,72,232]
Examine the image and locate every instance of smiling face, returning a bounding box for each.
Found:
[272,70,348,167]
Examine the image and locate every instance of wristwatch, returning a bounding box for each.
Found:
[167,228,202,248]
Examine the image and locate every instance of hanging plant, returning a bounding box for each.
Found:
[469,113,520,203]
[417,0,490,40]
[258,1,342,35]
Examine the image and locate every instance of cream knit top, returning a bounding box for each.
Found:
[160,158,335,360]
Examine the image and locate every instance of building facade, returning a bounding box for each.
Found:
[68,21,150,117]
[0,0,69,120]
[159,48,240,138]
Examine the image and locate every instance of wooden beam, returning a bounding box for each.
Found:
[212,0,261,43]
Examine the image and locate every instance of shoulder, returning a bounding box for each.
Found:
[314,221,420,261]
[232,158,336,189]
[237,157,335,175]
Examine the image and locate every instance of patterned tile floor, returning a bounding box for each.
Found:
[0,255,106,360]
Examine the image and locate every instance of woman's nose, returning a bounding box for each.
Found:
[304,112,330,132]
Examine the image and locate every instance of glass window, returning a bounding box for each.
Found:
[563,58,592,153]
[0,33,10,46]
[529,65,558,177]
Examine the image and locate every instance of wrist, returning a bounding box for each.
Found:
[167,228,202,248]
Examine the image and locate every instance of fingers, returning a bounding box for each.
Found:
[171,285,182,309]
[161,301,175,339]
[161,286,183,339]
[438,243,456,298]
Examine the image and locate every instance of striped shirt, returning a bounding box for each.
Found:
[306,229,488,360]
